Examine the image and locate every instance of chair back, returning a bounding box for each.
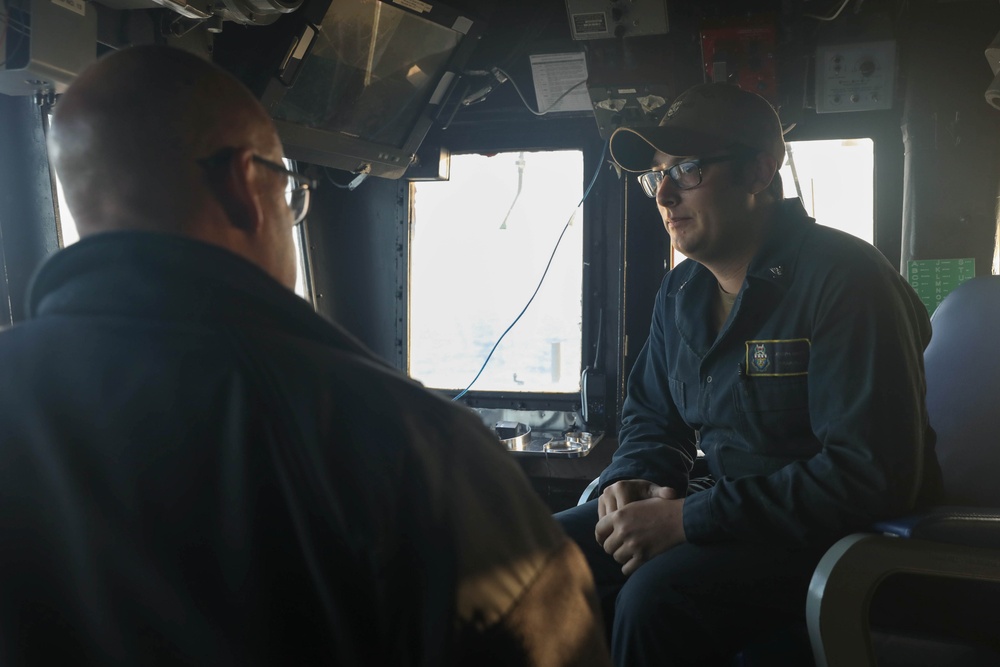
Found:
[924,276,1000,506]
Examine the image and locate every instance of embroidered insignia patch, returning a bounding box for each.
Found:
[744,339,810,377]
[752,343,770,372]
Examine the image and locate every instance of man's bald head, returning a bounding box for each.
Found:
[49,45,280,237]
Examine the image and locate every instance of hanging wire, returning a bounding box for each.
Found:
[323,167,355,189]
[447,59,587,128]
[498,152,525,230]
[803,0,853,21]
[452,140,610,401]
[322,166,370,191]
[495,67,588,116]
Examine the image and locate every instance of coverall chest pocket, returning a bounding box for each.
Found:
[734,376,811,450]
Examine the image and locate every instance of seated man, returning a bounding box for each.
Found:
[0,45,611,667]
[555,83,942,666]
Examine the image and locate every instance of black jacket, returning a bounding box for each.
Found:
[0,232,609,666]
[604,199,942,546]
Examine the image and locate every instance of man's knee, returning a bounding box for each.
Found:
[554,500,629,598]
[613,551,693,626]
[611,562,732,666]
[554,500,605,563]
[553,499,597,534]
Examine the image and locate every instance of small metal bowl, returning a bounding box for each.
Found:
[495,421,531,451]
[543,431,593,454]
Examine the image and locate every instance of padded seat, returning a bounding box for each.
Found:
[807,276,1000,666]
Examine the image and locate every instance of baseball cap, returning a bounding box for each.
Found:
[609,83,785,173]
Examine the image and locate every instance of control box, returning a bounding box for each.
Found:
[582,38,678,139]
[700,21,778,105]
[565,0,668,40]
[815,40,896,113]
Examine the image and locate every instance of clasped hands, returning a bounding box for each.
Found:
[595,480,687,576]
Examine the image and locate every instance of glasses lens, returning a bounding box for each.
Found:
[670,162,703,190]
[638,171,662,198]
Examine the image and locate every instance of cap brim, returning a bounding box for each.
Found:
[609,126,727,172]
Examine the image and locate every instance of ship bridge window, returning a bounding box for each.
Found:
[671,138,875,267]
[49,154,314,303]
[409,150,584,395]
[780,138,874,244]
[53,173,80,247]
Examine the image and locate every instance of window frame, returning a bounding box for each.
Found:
[47,152,316,306]
[406,123,611,417]
[780,108,903,267]
[407,148,587,398]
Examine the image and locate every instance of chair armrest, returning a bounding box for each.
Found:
[806,533,1000,667]
[874,506,1000,548]
[577,476,601,506]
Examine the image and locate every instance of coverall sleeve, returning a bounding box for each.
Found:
[600,282,699,494]
[683,257,935,545]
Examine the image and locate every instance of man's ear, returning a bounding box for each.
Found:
[746,151,778,196]
[213,147,265,233]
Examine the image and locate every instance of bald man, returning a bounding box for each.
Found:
[0,46,611,666]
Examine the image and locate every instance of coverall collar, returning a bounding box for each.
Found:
[671,198,815,358]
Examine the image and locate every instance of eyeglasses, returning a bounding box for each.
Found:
[198,149,318,225]
[250,155,317,225]
[637,154,741,198]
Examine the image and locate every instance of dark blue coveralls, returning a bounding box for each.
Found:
[557,198,942,666]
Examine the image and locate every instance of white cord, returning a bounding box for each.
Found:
[804,0,852,21]
[495,67,587,116]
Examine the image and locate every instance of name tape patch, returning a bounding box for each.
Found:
[745,339,810,377]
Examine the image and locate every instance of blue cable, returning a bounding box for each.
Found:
[452,140,610,401]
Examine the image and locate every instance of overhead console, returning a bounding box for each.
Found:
[214,0,484,180]
[1,0,482,182]
[563,0,672,139]
[0,0,308,98]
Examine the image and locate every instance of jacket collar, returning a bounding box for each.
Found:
[670,198,815,357]
[668,198,815,295]
[744,198,814,290]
